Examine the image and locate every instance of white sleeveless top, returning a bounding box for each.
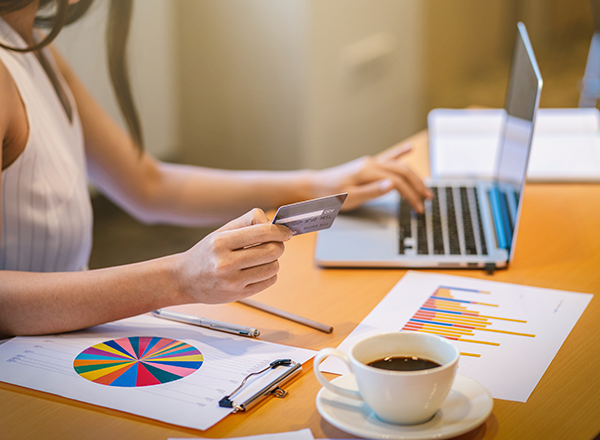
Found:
[0,17,93,272]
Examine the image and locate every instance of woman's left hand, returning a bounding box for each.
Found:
[313,143,433,213]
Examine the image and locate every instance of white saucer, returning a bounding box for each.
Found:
[316,374,493,440]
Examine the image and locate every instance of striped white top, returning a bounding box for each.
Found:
[0,17,92,272]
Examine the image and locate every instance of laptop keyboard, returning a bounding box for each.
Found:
[398,186,488,256]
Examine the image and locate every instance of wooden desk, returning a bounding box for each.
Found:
[2,131,600,440]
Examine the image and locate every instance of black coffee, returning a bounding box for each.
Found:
[367,356,441,371]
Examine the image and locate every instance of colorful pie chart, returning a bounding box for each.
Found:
[73,336,203,387]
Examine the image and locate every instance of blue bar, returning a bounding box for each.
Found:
[488,187,508,249]
[420,307,463,315]
[430,296,472,304]
[438,285,483,293]
[497,188,513,246]
[410,318,453,327]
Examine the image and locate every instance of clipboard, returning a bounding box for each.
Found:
[219,359,302,413]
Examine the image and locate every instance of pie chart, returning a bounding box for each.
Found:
[73,336,203,387]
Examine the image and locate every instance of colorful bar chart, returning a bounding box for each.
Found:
[402,286,535,357]
[321,272,593,402]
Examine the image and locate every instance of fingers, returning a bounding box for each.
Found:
[241,273,279,297]
[376,143,413,162]
[180,208,292,304]
[341,179,394,211]
[387,174,426,213]
[340,158,432,212]
[216,208,293,250]
[216,258,282,297]
[232,241,286,270]
[218,208,270,232]
[224,223,292,251]
[375,146,434,212]
[381,161,434,200]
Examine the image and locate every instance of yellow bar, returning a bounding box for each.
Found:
[433,316,491,326]
[430,300,468,310]
[420,324,473,336]
[428,307,481,316]
[434,288,452,297]
[428,312,488,323]
[479,328,536,337]
[460,352,482,358]
[457,338,500,346]
[412,329,462,338]
[472,301,499,307]
[423,319,479,332]
[478,314,528,323]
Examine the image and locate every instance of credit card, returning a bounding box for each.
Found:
[271,193,348,235]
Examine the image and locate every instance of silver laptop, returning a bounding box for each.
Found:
[315,22,543,272]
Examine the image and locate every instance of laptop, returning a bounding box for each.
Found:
[315,22,543,272]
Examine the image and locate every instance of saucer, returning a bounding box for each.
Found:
[316,374,493,440]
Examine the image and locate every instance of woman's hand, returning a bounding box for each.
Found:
[313,143,433,212]
[175,208,293,304]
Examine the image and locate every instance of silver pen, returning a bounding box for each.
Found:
[151,309,260,338]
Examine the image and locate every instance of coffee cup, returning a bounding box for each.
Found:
[313,331,459,425]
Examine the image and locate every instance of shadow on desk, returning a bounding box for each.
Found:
[316,406,498,439]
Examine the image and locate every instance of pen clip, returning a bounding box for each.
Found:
[218,359,301,412]
[270,387,287,398]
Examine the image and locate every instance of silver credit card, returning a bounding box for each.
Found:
[271,193,347,235]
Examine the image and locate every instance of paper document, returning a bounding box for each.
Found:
[429,107,600,182]
[320,271,593,402]
[0,314,316,430]
[170,428,316,440]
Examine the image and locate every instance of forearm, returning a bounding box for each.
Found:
[0,256,184,337]
[151,163,317,221]
[0,210,292,338]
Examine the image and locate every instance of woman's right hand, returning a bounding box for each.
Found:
[175,208,293,304]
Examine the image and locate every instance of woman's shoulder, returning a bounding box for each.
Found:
[0,57,29,169]
[0,58,17,136]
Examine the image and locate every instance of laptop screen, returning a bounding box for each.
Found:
[494,22,543,259]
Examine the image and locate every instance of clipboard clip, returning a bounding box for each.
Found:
[219,359,301,412]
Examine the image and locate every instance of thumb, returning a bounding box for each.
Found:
[218,208,269,232]
[343,179,393,210]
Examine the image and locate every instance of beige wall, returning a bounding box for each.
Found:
[303,0,423,168]
[175,0,425,170]
[55,0,179,160]
[56,0,595,174]
[175,0,307,170]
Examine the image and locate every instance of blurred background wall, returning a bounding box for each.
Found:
[423,0,594,111]
[175,0,423,170]
[56,0,179,160]
[52,0,595,267]
[56,0,594,171]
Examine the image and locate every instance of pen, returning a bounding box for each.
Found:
[151,309,260,338]
[237,298,333,334]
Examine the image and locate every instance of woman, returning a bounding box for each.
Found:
[0,0,431,337]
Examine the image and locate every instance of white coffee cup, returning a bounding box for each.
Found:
[313,331,459,425]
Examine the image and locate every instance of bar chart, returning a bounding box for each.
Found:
[322,272,593,402]
[402,285,535,357]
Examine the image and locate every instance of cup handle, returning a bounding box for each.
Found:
[313,348,362,400]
